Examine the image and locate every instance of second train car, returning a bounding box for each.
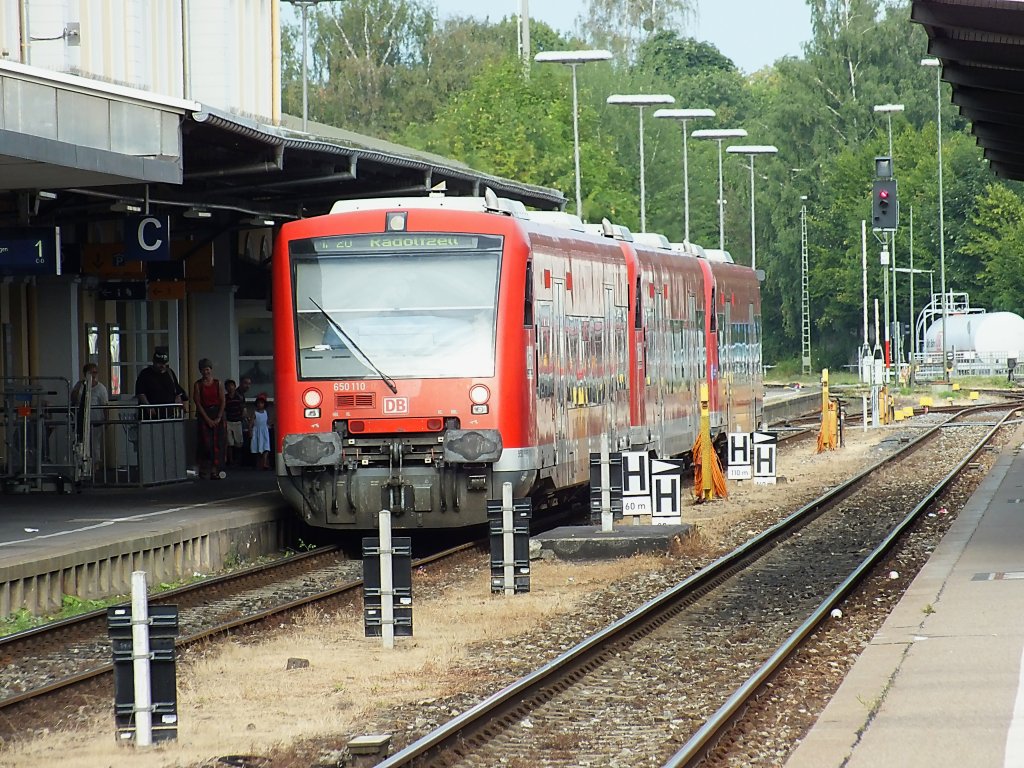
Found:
[272,191,762,530]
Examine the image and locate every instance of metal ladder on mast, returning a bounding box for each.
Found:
[800,203,811,377]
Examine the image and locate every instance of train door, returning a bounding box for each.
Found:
[552,281,570,479]
[688,292,701,425]
[653,289,667,454]
[719,301,732,431]
[603,286,621,448]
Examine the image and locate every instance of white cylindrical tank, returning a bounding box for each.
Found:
[923,311,1024,358]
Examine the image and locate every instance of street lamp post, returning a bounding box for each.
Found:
[607,94,676,232]
[653,108,716,242]
[535,50,613,218]
[691,128,748,252]
[284,0,336,132]
[922,57,948,381]
[726,144,778,271]
[873,103,904,378]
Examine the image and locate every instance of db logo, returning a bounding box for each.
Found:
[383,396,409,414]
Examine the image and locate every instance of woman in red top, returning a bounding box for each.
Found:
[192,358,226,479]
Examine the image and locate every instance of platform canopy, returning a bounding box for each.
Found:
[913,0,1024,180]
[0,60,566,230]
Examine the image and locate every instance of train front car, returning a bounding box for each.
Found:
[272,197,534,530]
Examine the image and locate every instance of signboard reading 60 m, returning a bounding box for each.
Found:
[0,227,61,275]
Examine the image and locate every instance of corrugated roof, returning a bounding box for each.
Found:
[913,0,1024,179]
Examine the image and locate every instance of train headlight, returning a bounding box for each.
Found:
[302,388,323,408]
[469,384,490,414]
[385,211,408,231]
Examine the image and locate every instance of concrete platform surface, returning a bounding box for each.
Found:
[786,426,1024,768]
[532,524,692,560]
[0,468,292,615]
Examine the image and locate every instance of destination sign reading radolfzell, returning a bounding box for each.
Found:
[309,234,502,252]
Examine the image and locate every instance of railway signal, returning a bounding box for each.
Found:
[872,179,898,231]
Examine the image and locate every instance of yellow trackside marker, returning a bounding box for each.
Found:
[970,391,979,400]
[693,383,727,501]
[817,369,838,452]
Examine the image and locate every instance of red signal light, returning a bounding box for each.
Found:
[879,189,889,200]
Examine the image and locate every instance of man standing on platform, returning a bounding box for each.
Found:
[135,346,187,419]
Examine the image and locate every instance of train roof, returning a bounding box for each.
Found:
[527,211,587,231]
[632,232,673,250]
[329,189,529,219]
[702,248,735,263]
[582,219,634,242]
[670,242,704,258]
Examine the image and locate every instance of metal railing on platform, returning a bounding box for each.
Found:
[1,380,188,492]
[85,403,188,488]
[0,377,74,492]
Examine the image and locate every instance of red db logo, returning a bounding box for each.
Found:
[383,397,409,414]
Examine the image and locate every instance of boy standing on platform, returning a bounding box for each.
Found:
[223,379,246,467]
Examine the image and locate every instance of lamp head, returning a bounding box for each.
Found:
[607,94,676,107]
[535,49,613,65]
[691,128,748,141]
[654,108,716,121]
[726,144,779,156]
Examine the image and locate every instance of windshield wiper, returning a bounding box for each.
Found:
[308,298,398,394]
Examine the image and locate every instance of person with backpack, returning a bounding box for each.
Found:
[134,346,187,419]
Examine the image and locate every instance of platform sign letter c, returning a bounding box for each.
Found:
[124,214,170,261]
[138,217,164,252]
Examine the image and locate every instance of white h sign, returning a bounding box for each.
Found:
[727,432,752,480]
[752,431,778,485]
[621,452,651,516]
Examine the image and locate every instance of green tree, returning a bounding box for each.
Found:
[580,0,696,60]
[406,56,631,223]
[291,0,436,134]
[963,184,1024,316]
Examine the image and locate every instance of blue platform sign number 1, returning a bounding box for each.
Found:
[0,227,61,275]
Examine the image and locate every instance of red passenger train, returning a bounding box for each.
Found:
[272,192,762,530]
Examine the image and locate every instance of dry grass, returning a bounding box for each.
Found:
[1,556,668,768]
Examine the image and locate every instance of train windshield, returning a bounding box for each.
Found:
[291,233,502,379]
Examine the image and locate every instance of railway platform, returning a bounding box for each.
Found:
[786,423,1024,768]
[0,468,290,616]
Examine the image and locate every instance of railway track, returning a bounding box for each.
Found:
[0,541,482,739]
[374,404,1017,767]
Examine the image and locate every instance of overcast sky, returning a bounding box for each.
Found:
[429,0,813,73]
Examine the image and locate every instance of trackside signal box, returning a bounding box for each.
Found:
[362,537,413,636]
[487,497,532,593]
[108,604,180,742]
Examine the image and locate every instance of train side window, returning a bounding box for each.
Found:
[524,261,534,328]
[709,287,718,332]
